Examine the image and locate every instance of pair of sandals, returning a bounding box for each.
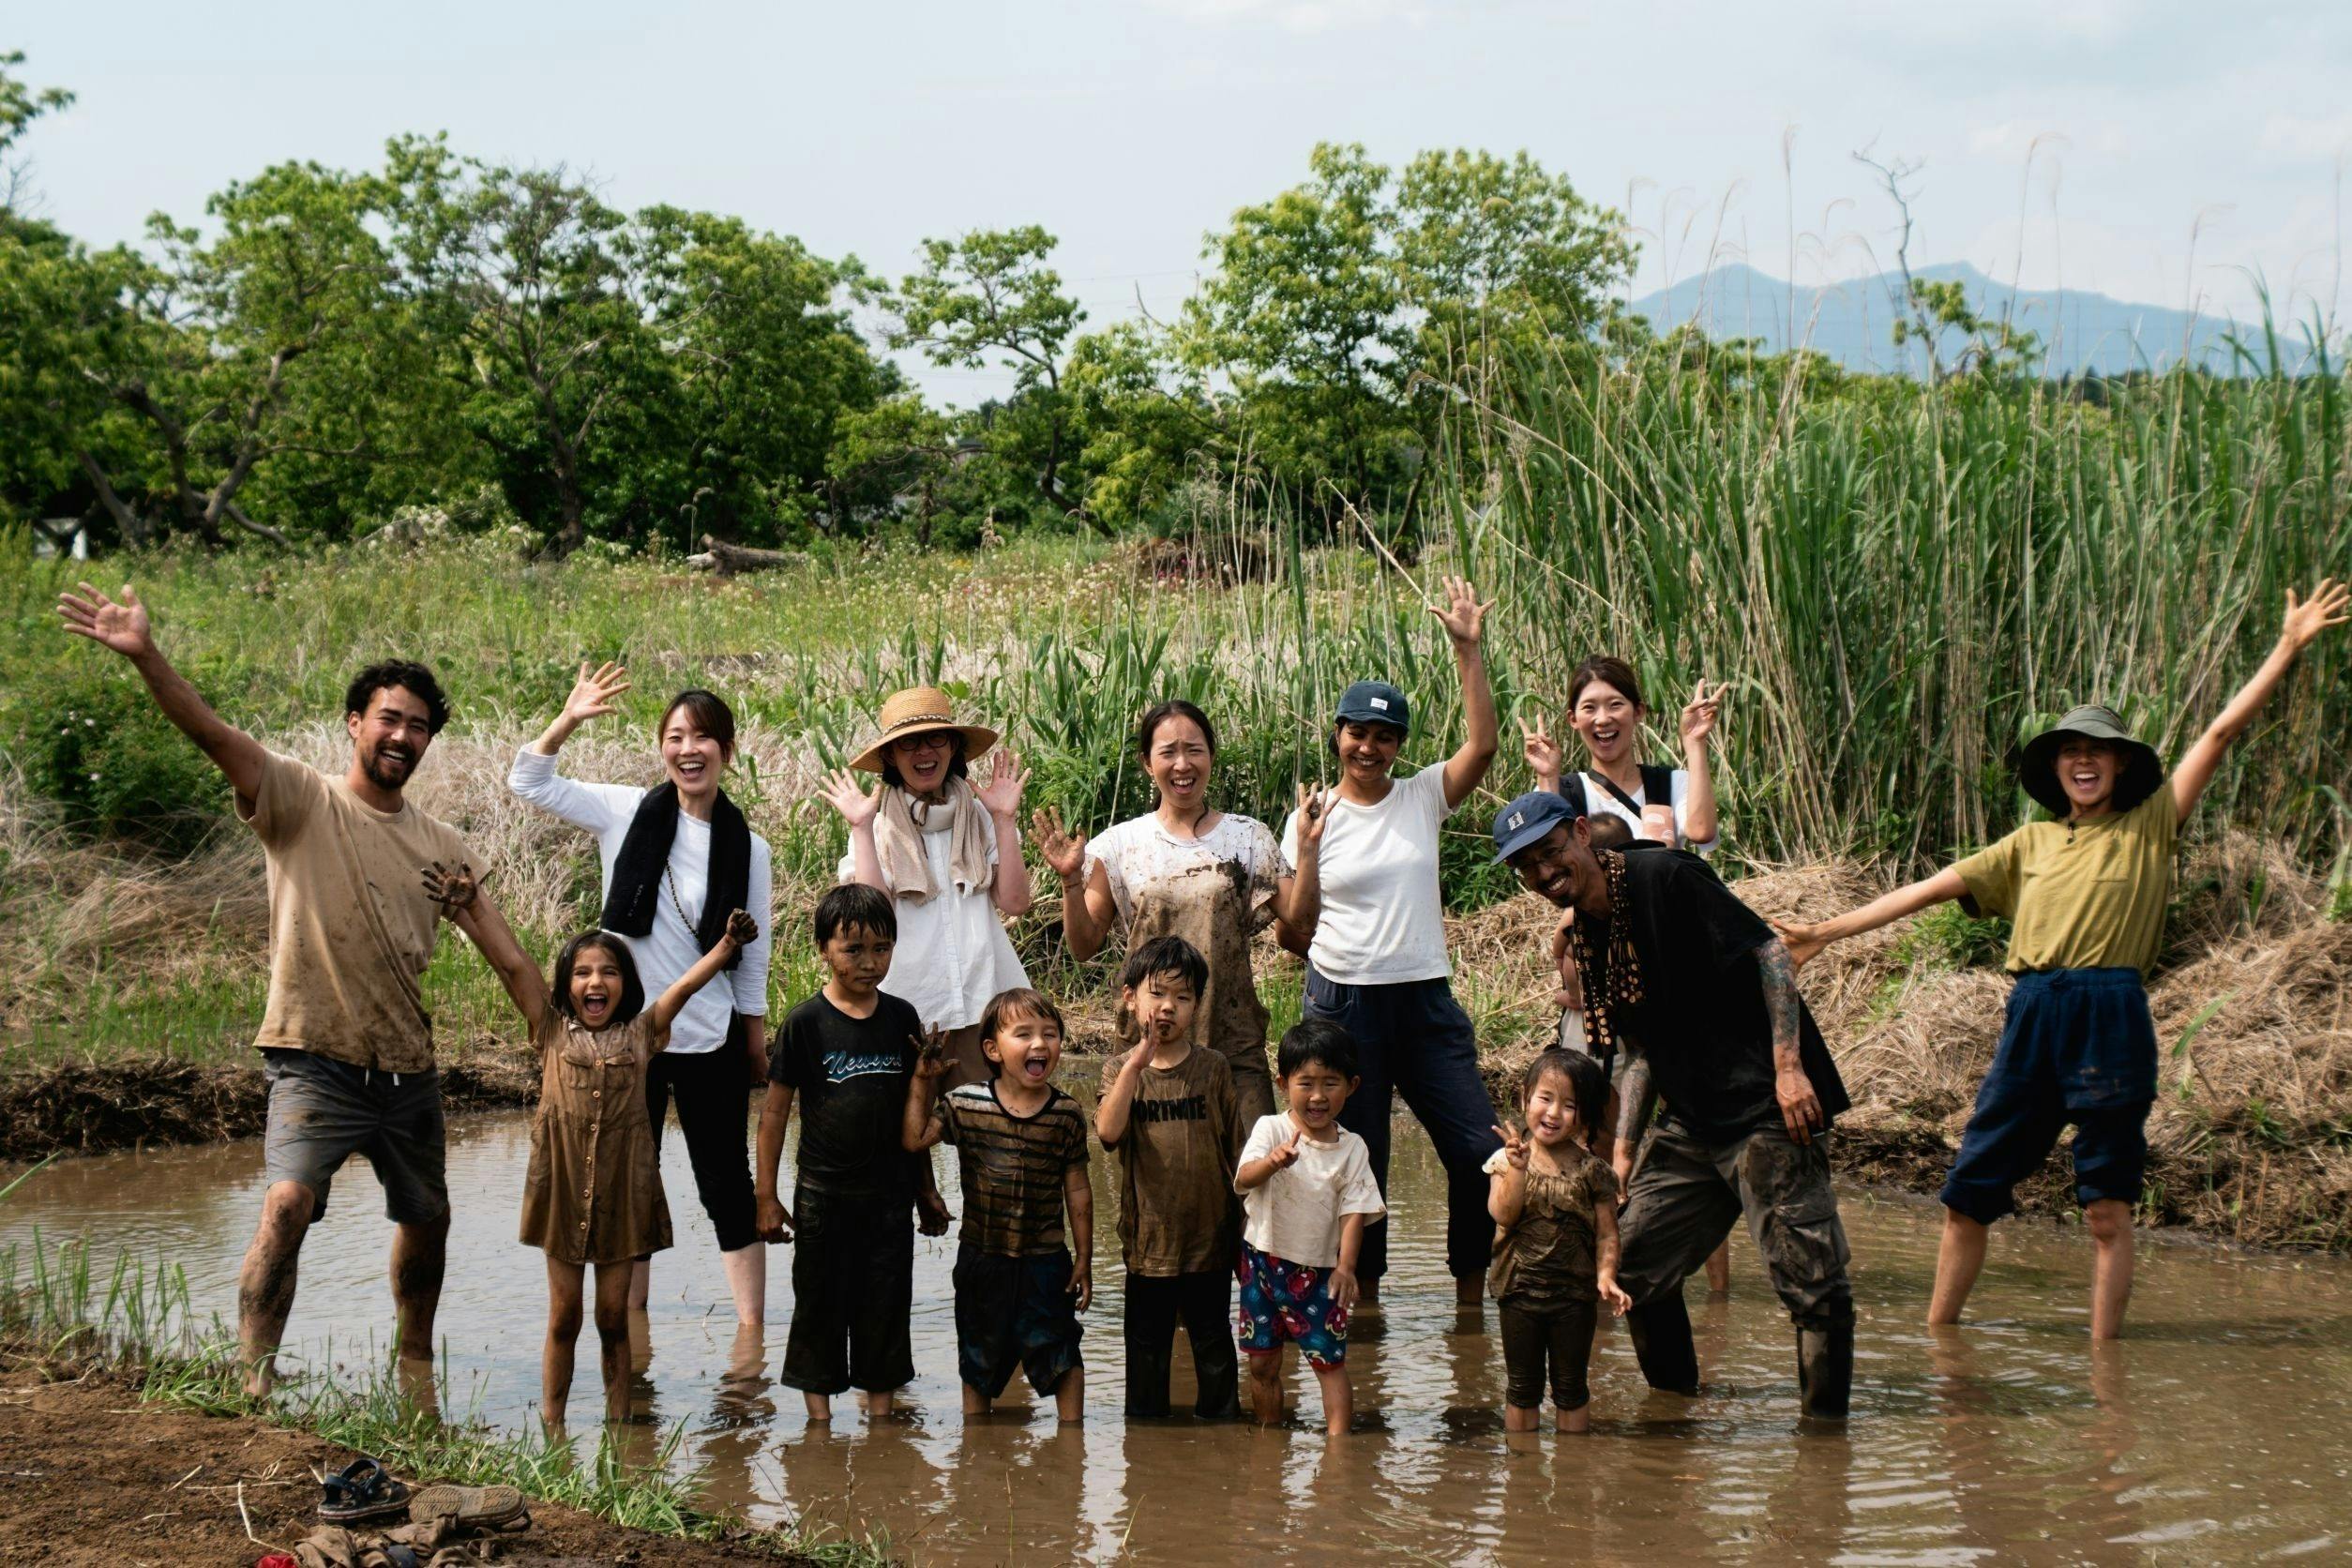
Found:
[318,1456,530,1532]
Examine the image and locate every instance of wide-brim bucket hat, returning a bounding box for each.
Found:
[2016,704,2164,816]
[848,686,999,775]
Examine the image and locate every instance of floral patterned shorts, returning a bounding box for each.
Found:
[1235,1242,1349,1368]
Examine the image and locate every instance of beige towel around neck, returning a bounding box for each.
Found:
[875,777,993,903]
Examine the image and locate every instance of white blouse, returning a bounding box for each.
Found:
[839,795,1029,1033]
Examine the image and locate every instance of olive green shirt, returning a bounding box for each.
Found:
[1952,781,2178,974]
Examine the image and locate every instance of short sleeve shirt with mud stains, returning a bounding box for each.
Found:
[1097,1045,1244,1276]
[1086,813,1289,1065]
[1483,1143,1620,1306]
[938,1082,1091,1258]
[239,749,472,1075]
[1952,781,2179,974]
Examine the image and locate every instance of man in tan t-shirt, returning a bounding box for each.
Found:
[58,581,505,1398]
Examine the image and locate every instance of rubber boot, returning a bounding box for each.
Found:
[1796,1320,1854,1421]
[1625,1291,1700,1395]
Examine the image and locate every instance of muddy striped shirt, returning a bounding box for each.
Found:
[939,1083,1091,1257]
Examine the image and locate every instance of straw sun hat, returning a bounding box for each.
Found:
[847,686,1000,775]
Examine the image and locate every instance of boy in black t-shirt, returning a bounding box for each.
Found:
[755,883,934,1422]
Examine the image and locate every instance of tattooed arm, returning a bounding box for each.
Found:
[1759,938,1823,1145]
[1611,1051,1654,1200]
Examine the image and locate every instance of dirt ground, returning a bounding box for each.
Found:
[0,1368,790,1567]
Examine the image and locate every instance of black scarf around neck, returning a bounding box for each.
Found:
[600,782,750,969]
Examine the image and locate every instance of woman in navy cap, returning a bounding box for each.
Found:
[1280,575,1500,1309]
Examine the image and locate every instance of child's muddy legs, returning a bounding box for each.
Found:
[626,1257,653,1372]
[1927,1208,1988,1327]
[1247,1350,1284,1425]
[592,1260,632,1423]
[237,1180,314,1398]
[1502,1402,1542,1433]
[1311,1362,1352,1436]
[2086,1199,2134,1340]
[391,1213,449,1372]
[542,1257,585,1427]
[1555,1401,1591,1434]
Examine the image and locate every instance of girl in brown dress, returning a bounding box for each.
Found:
[425,864,756,1426]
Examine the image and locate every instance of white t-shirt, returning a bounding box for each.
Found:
[839,796,1029,1033]
[507,748,773,1054]
[1571,768,1718,855]
[1236,1112,1387,1268]
[1280,763,1454,986]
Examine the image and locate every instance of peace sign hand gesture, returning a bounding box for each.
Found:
[1521,715,1563,786]
[818,767,881,830]
[1492,1121,1530,1172]
[1680,679,1723,747]
[974,746,1029,820]
[1030,806,1089,881]
[56,582,156,659]
[562,660,631,727]
[1428,575,1492,646]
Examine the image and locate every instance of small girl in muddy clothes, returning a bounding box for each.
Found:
[1485,1049,1633,1433]
[426,865,756,1426]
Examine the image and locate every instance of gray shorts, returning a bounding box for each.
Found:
[261,1048,449,1225]
[1616,1119,1853,1331]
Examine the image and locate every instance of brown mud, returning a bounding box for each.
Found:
[0,1364,790,1566]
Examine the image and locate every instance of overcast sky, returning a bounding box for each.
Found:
[13,1,2350,403]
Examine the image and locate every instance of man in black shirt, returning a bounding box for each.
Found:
[1492,792,1854,1419]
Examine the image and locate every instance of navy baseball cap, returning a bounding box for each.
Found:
[1491,790,1583,863]
[1334,680,1410,732]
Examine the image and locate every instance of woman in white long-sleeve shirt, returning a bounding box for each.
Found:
[508,662,775,1342]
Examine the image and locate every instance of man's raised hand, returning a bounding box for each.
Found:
[56,582,155,659]
[419,860,480,912]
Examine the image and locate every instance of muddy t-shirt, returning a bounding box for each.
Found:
[1087,813,1288,1067]
[239,750,471,1074]
[769,991,924,1201]
[1097,1045,1242,1275]
[1587,849,1848,1144]
[1483,1144,1618,1305]
[939,1083,1090,1257]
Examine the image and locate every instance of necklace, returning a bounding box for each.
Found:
[662,865,700,932]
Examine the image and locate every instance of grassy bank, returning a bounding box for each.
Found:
[0,1229,891,1563]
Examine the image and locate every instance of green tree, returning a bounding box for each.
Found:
[386,135,662,555]
[884,226,1097,530]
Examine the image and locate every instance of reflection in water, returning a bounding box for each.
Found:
[8,1109,2352,1562]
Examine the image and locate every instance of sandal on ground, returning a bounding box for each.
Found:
[406,1482,529,1530]
[318,1457,414,1526]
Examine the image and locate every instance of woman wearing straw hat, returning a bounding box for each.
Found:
[1277,575,1502,1311]
[820,686,1034,1090]
[1776,578,2348,1341]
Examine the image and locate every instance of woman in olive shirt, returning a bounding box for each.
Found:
[1777,579,2347,1343]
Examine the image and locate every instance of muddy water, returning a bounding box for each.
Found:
[8,1108,2352,1566]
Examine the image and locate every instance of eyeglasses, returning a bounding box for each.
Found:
[891,731,956,755]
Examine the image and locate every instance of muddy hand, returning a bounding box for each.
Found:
[56,581,155,658]
[1598,1274,1633,1318]
[911,1026,952,1080]
[1069,1258,1093,1312]
[916,1187,952,1237]
[1030,806,1088,880]
[723,909,760,947]
[757,1195,795,1244]
[1777,1069,1824,1146]
[419,860,479,912]
[1293,781,1333,854]
[1492,1121,1530,1171]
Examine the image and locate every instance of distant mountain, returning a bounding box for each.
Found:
[1627,262,2281,377]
